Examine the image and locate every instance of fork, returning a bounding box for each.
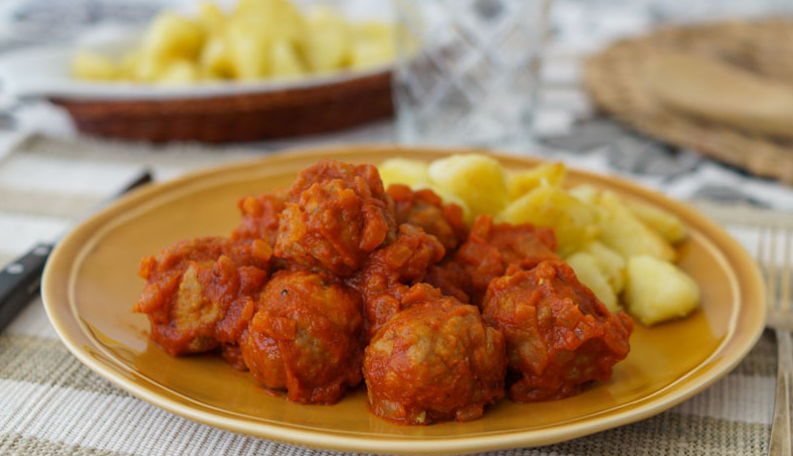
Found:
[757,226,793,456]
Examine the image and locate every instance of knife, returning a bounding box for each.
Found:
[0,169,153,332]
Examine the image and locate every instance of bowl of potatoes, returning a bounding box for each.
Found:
[0,0,396,143]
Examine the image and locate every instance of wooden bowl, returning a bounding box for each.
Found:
[50,70,393,143]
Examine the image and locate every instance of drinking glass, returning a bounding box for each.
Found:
[392,0,552,148]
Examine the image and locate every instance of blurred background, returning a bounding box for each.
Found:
[0,0,791,265]
[0,0,789,201]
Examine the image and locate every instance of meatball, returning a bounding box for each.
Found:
[425,260,471,304]
[288,159,390,201]
[239,269,364,404]
[348,224,445,339]
[134,237,270,356]
[231,191,286,247]
[387,184,468,252]
[274,160,397,276]
[482,261,633,402]
[364,293,507,425]
[220,343,247,371]
[454,214,559,304]
[134,237,270,352]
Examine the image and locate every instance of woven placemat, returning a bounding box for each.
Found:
[583,19,793,185]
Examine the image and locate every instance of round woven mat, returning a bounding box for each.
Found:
[584,19,793,185]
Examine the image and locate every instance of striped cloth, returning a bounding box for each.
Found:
[0,134,787,456]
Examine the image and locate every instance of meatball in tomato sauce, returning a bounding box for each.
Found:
[240,269,364,404]
[274,160,397,276]
[231,191,286,247]
[387,184,468,252]
[482,261,633,402]
[134,237,270,356]
[447,214,559,304]
[348,223,446,339]
[364,291,507,425]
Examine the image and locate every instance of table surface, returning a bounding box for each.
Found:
[2,1,793,454]
[1,129,791,456]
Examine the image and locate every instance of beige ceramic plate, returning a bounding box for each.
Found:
[42,146,765,455]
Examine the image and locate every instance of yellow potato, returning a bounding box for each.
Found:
[226,20,270,79]
[141,12,205,62]
[270,39,304,78]
[349,22,395,70]
[624,255,700,325]
[597,191,676,262]
[157,60,200,84]
[496,185,600,256]
[199,35,233,78]
[235,0,304,43]
[196,1,227,34]
[582,240,626,294]
[118,50,141,80]
[71,51,118,81]
[131,51,167,82]
[428,154,509,219]
[421,184,473,224]
[378,158,429,188]
[302,5,351,72]
[506,162,566,201]
[73,0,397,84]
[624,199,687,244]
[566,252,620,312]
[568,184,600,205]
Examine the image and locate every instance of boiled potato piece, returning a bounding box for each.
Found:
[378,158,429,188]
[597,192,676,262]
[566,252,619,312]
[583,240,626,294]
[624,255,700,325]
[71,51,118,81]
[157,60,200,84]
[226,21,270,79]
[497,185,600,256]
[421,184,473,224]
[568,184,599,205]
[270,39,304,78]
[350,22,395,70]
[196,1,227,34]
[199,35,233,78]
[73,0,396,83]
[141,12,205,62]
[132,52,167,82]
[303,5,351,72]
[624,199,686,244]
[118,50,141,80]
[235,0,304,43]
[507,162,566,201]
[428,154,509,218]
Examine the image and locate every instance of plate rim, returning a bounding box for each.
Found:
[41,145,767,455]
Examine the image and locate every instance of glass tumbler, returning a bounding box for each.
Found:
[392,0,552,148]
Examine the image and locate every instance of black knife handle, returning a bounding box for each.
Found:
[0,169,152,334]
[0,243,52,332]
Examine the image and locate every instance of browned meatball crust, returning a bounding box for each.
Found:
[348,223,446,339]
[134,237,270,356]
[364,292,507,425]
[274,160,397,276]
[239,269,364,404]
[482,261,633,402]
[387,184,468,252]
